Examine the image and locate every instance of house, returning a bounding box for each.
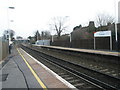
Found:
[71,21,96,40]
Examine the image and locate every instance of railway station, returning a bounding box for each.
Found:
[0,0,120,89]
[0,42,120,89]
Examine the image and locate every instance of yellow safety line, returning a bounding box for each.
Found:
[17,48,47,90]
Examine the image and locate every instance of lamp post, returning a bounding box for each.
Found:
[52,35,54,42]
[114,0,118,51]
[7,7,15,29]
[69,33,72,43]
[69,33,72,48]
[7,6,15,45]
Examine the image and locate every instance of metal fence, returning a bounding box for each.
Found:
[0,37,9,61]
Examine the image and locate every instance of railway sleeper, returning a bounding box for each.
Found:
[69,79,80,83]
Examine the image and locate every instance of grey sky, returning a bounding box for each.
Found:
[0,0,119,38]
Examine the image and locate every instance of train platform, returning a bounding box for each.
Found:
[33,45,120,56]
[0,47,75,89]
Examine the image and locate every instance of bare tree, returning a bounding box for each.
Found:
[50,16,69,38]
[28,36,32,40]
[3,30,15,41]
[41,31,51,39]
[9,30,15,41]
[95,13,115,27]
[34,30,41,41]
[16,36,23,40]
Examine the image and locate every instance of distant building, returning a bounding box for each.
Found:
[16,36,23,40]
[35,40,50,46]
[118,1,120,23]
[71,21,119,40]
[71,21,96,40]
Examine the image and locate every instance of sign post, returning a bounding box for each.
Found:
[94,36,96,49]
[52,35,54,42]
[70,33,72,43]
[94,31,112,50]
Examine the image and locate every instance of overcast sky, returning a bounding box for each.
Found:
[0,0,119,38]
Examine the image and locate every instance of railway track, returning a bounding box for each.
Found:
[34,46,120,78]
[21,45,120,89]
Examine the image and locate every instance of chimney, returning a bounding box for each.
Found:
[89,21,95,27]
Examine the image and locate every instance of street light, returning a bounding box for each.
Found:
[8,6,15,29]
[114,0,119,51]
[7,6,15,45]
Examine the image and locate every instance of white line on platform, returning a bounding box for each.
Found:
[20,48,77,89]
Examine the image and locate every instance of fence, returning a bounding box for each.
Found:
[51,37,120,51]
[0,37,9,61]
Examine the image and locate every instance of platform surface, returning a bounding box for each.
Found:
[0,47,74,89]
[34,45,120,56]
[0,48,41,89]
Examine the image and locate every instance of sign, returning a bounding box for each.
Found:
[94,30,112,50]
[94,31,111,37]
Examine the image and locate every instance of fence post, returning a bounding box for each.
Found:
[110,35,112,51]
[94,37,96,49]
